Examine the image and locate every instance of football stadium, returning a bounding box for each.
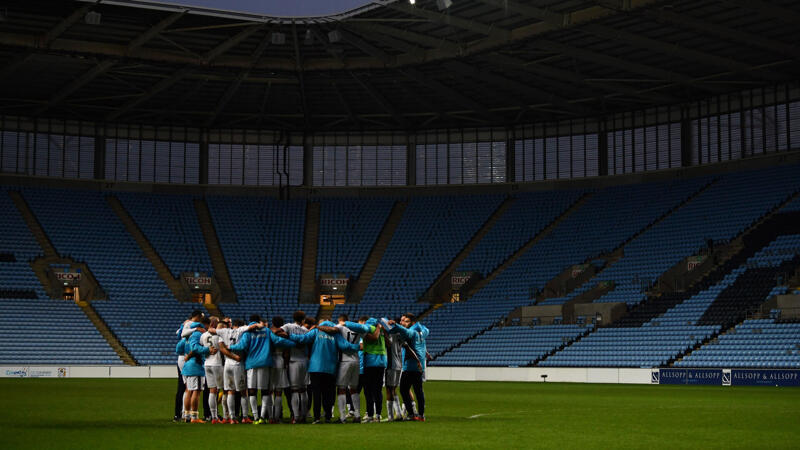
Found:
[1,0,800,448]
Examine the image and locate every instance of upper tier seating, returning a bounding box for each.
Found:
[316,198,394,278]
[117,192,213,278]
[427,178,708,358]
[206,196,306,322]
[458,189,584,276]
[339,194,504,320]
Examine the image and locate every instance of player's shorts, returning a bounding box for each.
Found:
[336,360,360,388]
[185,376,205,391]
[224,364,246,391]
[205,366,223,389]
[269,367,289,391]
[288,360,308,389]
[385,369,402,387]
[247,367,270,390]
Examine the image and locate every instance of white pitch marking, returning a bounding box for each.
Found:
[468,410,528,419]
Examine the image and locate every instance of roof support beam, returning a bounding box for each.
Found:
[483,53,679,104]
[347,23,461,53]
[202,25,263,64]
[640,8,800,62]
[292,23,311,130]
[530,39,706,90]
[720,0,800,26]
[336,29,394,65]
[350,72,407,128]
[445,60,588,116]
[402,68,498,123]
[34,11,186,116]
[205,30,272,127]
[581,23,786,82]
[332,81,359,125]
[474,0,566,26]
[40,2,96,48]
[106,67,190,121]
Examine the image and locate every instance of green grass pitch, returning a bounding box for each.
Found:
[4,378,799,449]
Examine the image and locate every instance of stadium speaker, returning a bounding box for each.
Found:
[84,11,101,25]
[271,32,286,45]
[328,30,342,43]
[437,0,453,10]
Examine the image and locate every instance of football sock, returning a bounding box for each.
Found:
[227,395,237,419]
[261,394,272,420]
[273,395,282,421]
[337,394,347,421]
[352,393,361,418]
[291,393,300,419]
[221,394,229,419]
[209,394,218,420]
[249,395,260,420]
[300,392,308,418]
[241,395,250,418]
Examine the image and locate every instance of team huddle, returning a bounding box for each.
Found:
[175,309,430,424]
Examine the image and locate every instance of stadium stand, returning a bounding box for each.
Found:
[205,196,307,322]
[21,188,206,365]
[0,187,121,365]
[116,192,213,278]
[335,194,504,320]
[433,324,593,367]
[457,189,585,277]
[426,177,709,359]
[677,318,800,368]
[316,198,395,278]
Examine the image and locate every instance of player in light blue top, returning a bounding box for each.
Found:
[229,314,295,424]
[181,317,216,422]
[388,312,429,421]
[286,320,359,423]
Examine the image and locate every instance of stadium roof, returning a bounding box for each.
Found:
[0,0,798,131]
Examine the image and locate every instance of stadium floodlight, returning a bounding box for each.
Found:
[304,29,313,45]
[84,11,101,25]
[437,0,453,10]
[409,0,415,4]
[271,32,286,45]
[328,30,341,43]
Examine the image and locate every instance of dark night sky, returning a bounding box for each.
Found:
[155,0,379,17]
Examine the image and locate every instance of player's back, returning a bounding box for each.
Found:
[282,322,309,362]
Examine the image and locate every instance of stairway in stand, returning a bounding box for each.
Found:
[10,190,137,366]
[351,201,407,301]
[318,303,336,322]
[194,198,236,302]
[107,195,186,301]
[79,301,137,366]
[466,192,593,300]
[299,201,321,303]
[420,196,515,302]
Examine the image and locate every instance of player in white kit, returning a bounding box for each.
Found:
[281,310,310,423]
[384,320,404,421]
[335,314,371,423]
[201,317,225,423]
[268,316,290,423]
[217,319,254,423]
